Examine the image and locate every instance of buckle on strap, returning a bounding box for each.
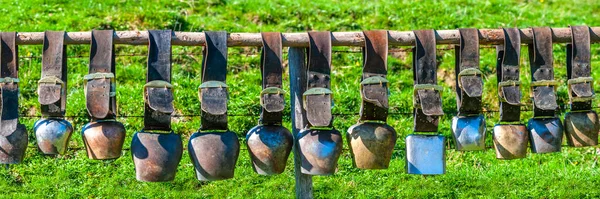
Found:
[360,76,389,108]
[260,87,285,113]
[144,80,174,114]
[37,76,65,105]
[413,84,444,116]
[457,68,483,97]
[84,73,116,119]
[199,81,228,115]
[568,77,594,102]
[530,80,559,111]
[303,88,333,127]
[498,80,523,106]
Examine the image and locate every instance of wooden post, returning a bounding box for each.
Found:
[288,47,313,199]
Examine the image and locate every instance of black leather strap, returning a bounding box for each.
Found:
[143,30,174,131]
[528,27,558,117]
[86,30,117,120]
[413,29,443,132]
[0,32,19,133]
[303,31,333,128]
[259,32,284,125]
[39,31,67,117]
[567,26,593,111]
[455,28,483,116]
[360,30,389,122]
[496,28,522,122]
[200,31,228,131]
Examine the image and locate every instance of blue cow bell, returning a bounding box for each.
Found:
[347,122,397,169]
[493,124,529,159]
[81,120,126,159]
[298,128,343,175]
[451,115,486,151]
[246,125,293,175]
[34,118,73,155]
[564,110,599,147]
[405,134,446,175]
[527,118,563,153]
[189,131,240,181]
[131,131,183,182]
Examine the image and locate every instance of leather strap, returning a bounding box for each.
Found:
[360,30,389,122]
[259,32,284,125]
[0,32,19,133]
[143,30,174,131]
[567,26,593,111]
[455,28,483,116]
[413,29,443,132]
[496,28,522,122]
[200,31,228,131]
[528,27,558,117]
[39,31,67,117]
[303,31,333,128]
[86,30,116,120]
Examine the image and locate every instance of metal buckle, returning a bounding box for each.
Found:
[260,87,285,113]
[198,81,228,116]
[360,76,389,108]
[37,76,65,105]
[567,77,594,102]
[413,84,444,116]
[84,73,116,97]
[457,68,483,97]
[144,80,174,114]
[497,80,523,106]
[302,88,333,128]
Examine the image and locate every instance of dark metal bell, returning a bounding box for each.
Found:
[297,128,343,175]
[0,124,27,164]
[246,125,293,175]
[527,118,563,153]
[81,120,126,160]
[493,124,529,160]
[34,118,73,155]
[564,111,599,147]
[451,115,486,151]
[347,122,397,169]
[405,134,445,175]
[188,131,240,181]
[131,131,183,182]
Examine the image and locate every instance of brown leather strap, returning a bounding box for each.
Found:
[360,30,389,122]
[413,29,443,132]
[454,28,483,116]
[200,31,228,131]
[528,27,558,117]
[143,30,174,131]
[0,32,19,133]
[567,26,593,111]
[39,31,67,117]
[259,32,284,125]
[304,31,333,128]
[86,30,116,120]
[497,28,522,122]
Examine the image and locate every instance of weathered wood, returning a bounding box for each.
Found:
[13,27,600,46]
[288,47,313,199]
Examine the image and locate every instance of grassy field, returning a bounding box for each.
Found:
[1,0,600,198]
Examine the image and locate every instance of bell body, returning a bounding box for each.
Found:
[527,117,563,153]
[0,124,28,164]
[347,122,397,169]
[297,128,343,175]
[188,131,240,181]
[81,120,126,160]
[246,125,293,175]
[451,115,486,151]
[564,111,599,147]
[493,124,529,160]
[131,131,183,182]
[34,118,73,155]
[405,134,445,175]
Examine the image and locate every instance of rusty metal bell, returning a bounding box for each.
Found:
[246,125,293,175]
[493,124,529,159]
[131,131,183,182]
[451,115,486,151]
[81,120,126,160]
[564,111,599,147]
[0,124,28,164]
[298,129,343,175]
[34,118,73,155]
[405,134,446,175]
[188,131,240,181]
[527,118,563,153]
[347,122,397,169]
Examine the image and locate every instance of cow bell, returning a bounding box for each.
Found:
[527,117,563,153]
[564,110,599,147]
[297,128,343,175]
[0,124,28,164]
[131,131,183,182]
[81,120,126,160]
[34,118,73,155]
[188,130,240,181]
[493,124,529,160]
[451,115,486,151]
[405,134,445,175]
[246,125,293,175]
[347,122,397,169]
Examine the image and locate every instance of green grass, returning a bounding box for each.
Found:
[1,0,600,198]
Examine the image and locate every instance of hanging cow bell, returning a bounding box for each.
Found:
[247,125,292,175]
[81,120,126,159]
[527,118,563,153]
[452,115,486,151]
[493,124,529,159]
[564,111,599,147]
[347,122,396,169]
[405,134,446,175]
[132,131,183,182]
[189,131,240,181]
[298,128,343,175]
[34,118,73,155]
